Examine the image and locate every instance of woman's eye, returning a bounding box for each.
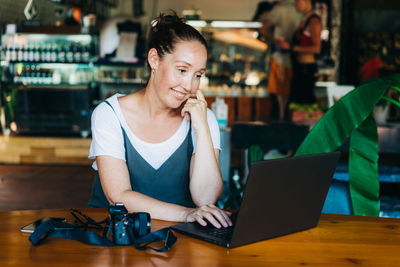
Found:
[178,69,186,73]
[195,74,203,78]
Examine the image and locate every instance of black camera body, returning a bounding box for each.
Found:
[108,202,151,245]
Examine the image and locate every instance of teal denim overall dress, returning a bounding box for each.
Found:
[88,101,195,208]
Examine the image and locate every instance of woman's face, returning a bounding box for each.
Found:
[294,0,308,13]
[152,40,207,109]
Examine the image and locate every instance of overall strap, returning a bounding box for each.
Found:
[104,100,124,128]
[104,100,129,159]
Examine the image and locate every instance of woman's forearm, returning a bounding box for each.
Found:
[119,190,190,222]
[189,127,223,206]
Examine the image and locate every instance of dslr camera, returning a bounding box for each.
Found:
[108,202,151,245]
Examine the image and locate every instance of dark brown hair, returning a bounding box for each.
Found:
[147,11,208,59]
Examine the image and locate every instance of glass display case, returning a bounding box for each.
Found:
[187,20,272,125]
[93,62,146,104]
[0,33,98,136]
[187,20,269,98]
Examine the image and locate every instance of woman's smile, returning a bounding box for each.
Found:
[171,88,186,100]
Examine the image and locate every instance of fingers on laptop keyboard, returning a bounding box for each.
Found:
[196,205,232,228]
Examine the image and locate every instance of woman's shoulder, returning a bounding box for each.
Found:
[308,13,321,24]
[92,94,123,119]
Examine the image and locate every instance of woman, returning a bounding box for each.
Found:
[277,0,321,104]
[88,12,231,229]
[256,0,302,121]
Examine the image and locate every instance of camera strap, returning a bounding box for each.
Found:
[29,211,177,252]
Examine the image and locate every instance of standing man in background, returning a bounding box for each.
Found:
[258,0,302,121]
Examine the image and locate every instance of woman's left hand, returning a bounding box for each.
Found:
[181,89,208,133]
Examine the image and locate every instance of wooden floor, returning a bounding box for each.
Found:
[0,164,95,211]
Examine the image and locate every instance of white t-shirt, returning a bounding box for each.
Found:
[89,94,221,170]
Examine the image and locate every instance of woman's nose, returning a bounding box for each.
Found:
[182,76,193,92]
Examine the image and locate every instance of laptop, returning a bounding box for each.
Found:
[171,152,340,248]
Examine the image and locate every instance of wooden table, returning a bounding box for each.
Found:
[1,209,400,266]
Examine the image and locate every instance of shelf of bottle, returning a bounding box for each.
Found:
[202,89,269,98]
[1,60,146,67]
[94,58,143,67]
[1,60,94,65]
[97,78,145,84]
[14,83,89,90]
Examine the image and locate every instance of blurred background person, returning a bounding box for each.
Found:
[257,0,302,121]
[277,0,321,105]
[252,1,276,22]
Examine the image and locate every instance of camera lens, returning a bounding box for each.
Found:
[133,212,151,237]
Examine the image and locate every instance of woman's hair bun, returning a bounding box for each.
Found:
[147,9,207,59]
[151,10,185,32]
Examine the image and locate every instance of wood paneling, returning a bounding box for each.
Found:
[254,97,272,122]
[225,97,236,127]
[237,97,253,121]
[0,165,94,211]
[0,136,93,165]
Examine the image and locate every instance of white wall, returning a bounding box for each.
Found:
[0,0,67,27]
[155,0,264,20]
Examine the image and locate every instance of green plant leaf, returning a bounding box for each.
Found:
[295,78,388,155]
[392,86,400,93]
[349,114,380,216]
[295,77,392,216]
[382,96,400,108]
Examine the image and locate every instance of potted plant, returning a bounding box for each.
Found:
[289,102,325,125]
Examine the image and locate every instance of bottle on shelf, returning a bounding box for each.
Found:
[30,65,37,84]
[45,43,52,62]
[23,44,29,61]
[58,43,66,63]
[212,96,228,129]
[66,43,74,62]
[52,69,62,84]
[5,44,11,62]
[74,43,82,62]
[28,43,34,62]
[10,43,17,61]
[17,44,23,61]
[40,43,47,62]
[81,45,89,62]
[34,43,40,62]
[51,43,57,62]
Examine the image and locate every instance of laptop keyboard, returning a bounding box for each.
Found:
[196,224,234,240]
[194,213,237,240]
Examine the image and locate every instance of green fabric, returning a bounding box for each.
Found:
[295,74,400,216]
[248,144,264,169]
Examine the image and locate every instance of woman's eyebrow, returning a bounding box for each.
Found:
[176,60,206,71]
[176,60,192,66]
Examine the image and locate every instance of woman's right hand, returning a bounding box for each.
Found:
[185,204,232,228]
